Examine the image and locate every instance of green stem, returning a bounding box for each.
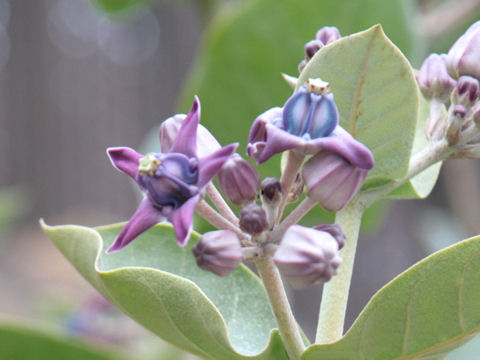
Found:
[315,199,365,344]
[256,257,305,360]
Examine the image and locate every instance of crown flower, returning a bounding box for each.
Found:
[106,97,237,252]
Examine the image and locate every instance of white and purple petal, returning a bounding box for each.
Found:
[168,194,200,246]
[169,96,200,158]
[197,143,238,188]
[107,147,144,180]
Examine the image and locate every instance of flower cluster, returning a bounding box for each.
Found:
[106,26,375,289]
[417,21,480,151]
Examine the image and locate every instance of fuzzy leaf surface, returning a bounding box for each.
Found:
[302,235,480,360]
[41,221,287,360]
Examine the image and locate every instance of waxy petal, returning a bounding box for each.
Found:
[168,195,200,246]
[107,147,144,180]
[170,96,200,158]
[197,143,238,187]
[106,198,163,253]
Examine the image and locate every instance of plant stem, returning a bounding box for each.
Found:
[196,201,246,239]
[255,257,305,360]
[205,183,239,225]
[315,199,365,344]
[273,197,317,241]
[276,151,305,225]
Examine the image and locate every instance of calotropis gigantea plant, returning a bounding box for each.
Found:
[42,23,480,360]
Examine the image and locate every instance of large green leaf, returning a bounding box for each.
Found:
[302,235,480,360]
[0,321,122,360]
[298,25,418,187]
[41,221,287,360]
[387,92,442,199]
[181,0,415,180]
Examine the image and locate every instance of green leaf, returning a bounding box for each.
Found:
[90,0,150,14]
[302,235,480,360]
[0,320,122,360]
[387,92,442,199]
[298,25,418,187]
[41,221,288,360]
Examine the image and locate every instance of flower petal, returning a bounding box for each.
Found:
[168,195,200,246]
[107,147,144,180]
[106,198,163,253]
[197,143,238,187]
[312,126,374,169]
[169,96,200,158]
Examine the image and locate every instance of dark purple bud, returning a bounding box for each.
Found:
[417,53,456,101]
[192,230,243,276]
[283,84,338,140]
[452,76,480,106]
[217,154,260,205]
[239,203,268,235]
[273,225,342,290]
[447,21,480,80]
[304,40,323,60]
[315,224,345,250]
[315,26,341,45]
[260,177,283,203]
[302,151,369,211]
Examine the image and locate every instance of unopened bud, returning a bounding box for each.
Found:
[315,26,342,45]
[417,53,456,102]
[315,224,346,250]
[447,104,468,145]
[218,154,260,205]
[302,151,369,211]
[451,76,479,106]
[273,225,342,290]
[304,40,323,60]
[447,21,480,80]
[239,203,268,235]
[260,178,283,227]
[192,230,243,276]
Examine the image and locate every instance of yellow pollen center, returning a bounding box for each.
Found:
[138,153,161,176]
[306,78,330,95]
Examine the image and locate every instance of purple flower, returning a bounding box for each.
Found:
[106,97,237,252]
[247,81,374,171]
[315,26,342,45]
[417,53,456,101]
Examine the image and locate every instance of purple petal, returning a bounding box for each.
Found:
[107,147,144,180]
[169,96,200,158]
[197,144,238,187]
[312,126,374,169]
[106,198,163,253]
[168,195,200,246]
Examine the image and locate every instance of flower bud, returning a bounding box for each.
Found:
[217,154,260,205]
[160,114,221,158]
[302,151,368,211]
[239,203,268,235]
[273,225,342,290]
[304,40,323,60]
[451,76,479,106]
[260,177,283,203]
[446,104,468,146]
[315,26,341,45]
[315,224,346,250]
[447,21,480,80]
[192,230,243,276]
[417,53,456,102]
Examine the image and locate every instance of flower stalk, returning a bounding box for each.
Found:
[315,199,364,344]
[255,256,305,360]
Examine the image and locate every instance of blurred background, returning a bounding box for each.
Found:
[0,0,479,358]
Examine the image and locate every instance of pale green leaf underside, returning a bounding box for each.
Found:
[0,320,121,360]
[298,25,418,187]
[302,235,480,360]
[41,221,287,360]
[387,92,442,199]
